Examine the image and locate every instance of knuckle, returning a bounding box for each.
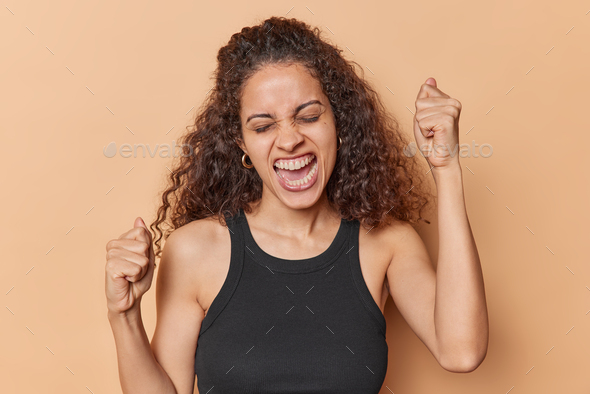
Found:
[139,241,149,254]
[138,255,149,267]
[142,227,152,239]
[106,248,118,260]
[445,105,460,117]
[105,260,117,272]
[131,264,142,276]
[106,239,117,251]
[443,117,455,126]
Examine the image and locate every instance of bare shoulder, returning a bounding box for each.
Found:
[150,216,231,392]
[164,216,229,257]
[162,216,232,313]
[359,218,415,265]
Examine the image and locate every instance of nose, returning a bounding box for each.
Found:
[275,120,304,151]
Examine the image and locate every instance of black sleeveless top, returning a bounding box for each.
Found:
[194,208,388,393]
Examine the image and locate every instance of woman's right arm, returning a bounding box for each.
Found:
[106,217,206,394]
[108,305,182,394]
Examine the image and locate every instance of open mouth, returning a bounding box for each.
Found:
[274,154,318,187]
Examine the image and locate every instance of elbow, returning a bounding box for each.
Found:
[438,346,488,373]
[437,323,489,373]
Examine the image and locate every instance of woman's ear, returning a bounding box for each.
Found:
[235,137,247,153]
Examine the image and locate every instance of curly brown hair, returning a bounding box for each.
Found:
[150,16,433,261]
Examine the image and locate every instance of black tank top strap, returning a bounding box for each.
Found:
[347,219,387,335]
[198,209,244,336]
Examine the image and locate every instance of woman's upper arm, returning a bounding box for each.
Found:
[149,225,207,394]
[386,222,440,361]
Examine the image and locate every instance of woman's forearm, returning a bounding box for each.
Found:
[431,163,489,370]
[108,304,177,394]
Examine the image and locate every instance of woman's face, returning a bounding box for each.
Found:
[238,63,338,210]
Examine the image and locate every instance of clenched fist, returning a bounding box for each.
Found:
[413,77,462,169]
[105,217,155,315]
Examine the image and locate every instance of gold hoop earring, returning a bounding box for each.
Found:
[242,153,254,169]
[336,136,342,151]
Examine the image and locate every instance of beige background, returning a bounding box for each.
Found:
[1,0,589,393]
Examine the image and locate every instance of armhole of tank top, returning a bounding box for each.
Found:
[198,216,243,337]
[348,220,387,336]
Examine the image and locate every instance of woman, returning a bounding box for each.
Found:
[105,16,488,394]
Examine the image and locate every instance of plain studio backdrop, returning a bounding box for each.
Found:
[1,0,589,393]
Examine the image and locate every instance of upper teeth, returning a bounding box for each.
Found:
[274,154,315,170]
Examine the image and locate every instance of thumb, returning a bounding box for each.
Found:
[134,217,147,229]
[425,77,437,87]
[416,77,437,100]
[133,216,154,250]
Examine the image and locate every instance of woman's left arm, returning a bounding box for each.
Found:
[430,162,489,372]
[390,77,488,372]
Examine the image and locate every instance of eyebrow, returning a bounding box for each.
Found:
[246,99,323,124]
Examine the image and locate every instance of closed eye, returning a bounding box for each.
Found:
[255,116,320,133]
[300,116,319,123]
